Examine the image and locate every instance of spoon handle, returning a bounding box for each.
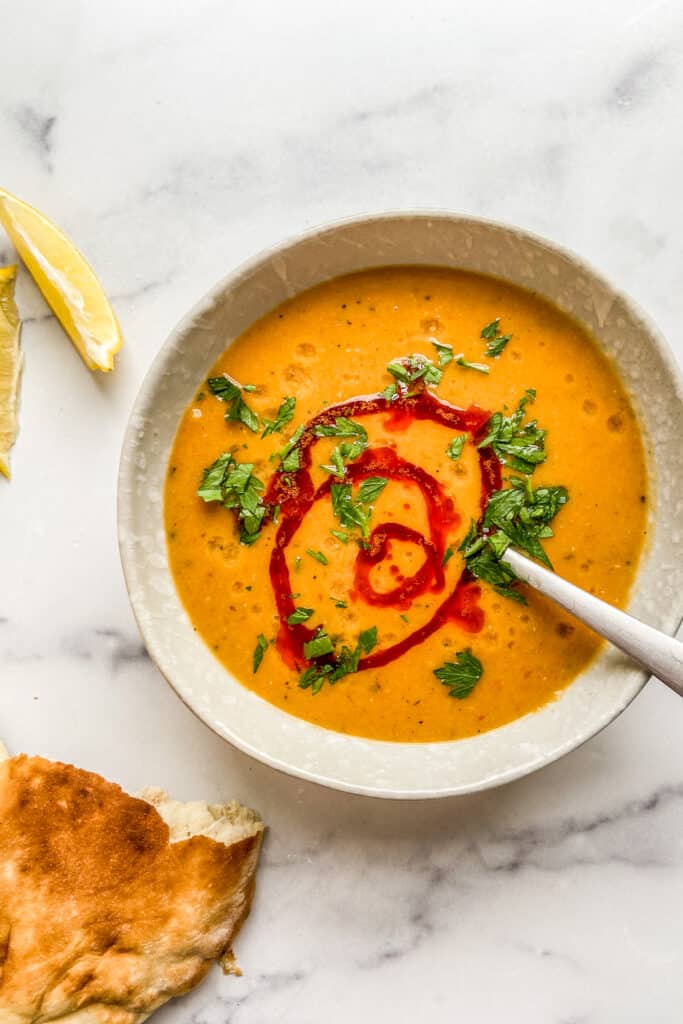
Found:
[502,547,683,696]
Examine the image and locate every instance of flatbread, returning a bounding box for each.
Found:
[0,754,263,1024]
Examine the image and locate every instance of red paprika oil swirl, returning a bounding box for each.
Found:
[265,387,501,672]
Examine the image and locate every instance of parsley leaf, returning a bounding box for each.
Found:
[387,361,411,382]
[281,448,301,472]
[299,625,379,694]
[442,546,454,566]
[303,631,334,659]
[447,435,466,461]
[261,396,296,438]
[456,356,490,374]
[287,606,314,625]
[331,529,350,544]
[357,477,388,504]
[486,333,512,357]
[315,418,369,478]
[298,663,334,694]
[306,548,329,565]
[387,353,443,389]
[432,340,454,368]
[321,437,368,478]
[481,318,512,357]
[331,482,370,538]
[461,535,525,603]
[358,626,378,654]
[274,424,305,472]
[434,649,483,699]
[459,476,569,601]
[198,453,267,545]
[477,389,545,475]
[330,476,388,540]
[208,375,259,433]
[253,634,269,673]
[483,477,569,569]
[458,390,567,599]
[207,376,241,402]
[480,318,500,341]
[313,417,367,439]
[197,452,232,502]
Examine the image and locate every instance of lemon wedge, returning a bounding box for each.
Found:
[0,188,121,372]
[0,265,22,478]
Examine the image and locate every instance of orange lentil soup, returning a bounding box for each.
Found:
[165,267,648,742]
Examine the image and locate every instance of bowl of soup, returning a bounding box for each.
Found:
[118,213,683,797]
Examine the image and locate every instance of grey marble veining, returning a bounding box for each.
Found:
[2,0,683,1021]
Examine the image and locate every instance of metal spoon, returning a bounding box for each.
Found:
[502,547,683,696]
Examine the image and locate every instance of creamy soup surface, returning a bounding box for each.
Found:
[165,267,648,742]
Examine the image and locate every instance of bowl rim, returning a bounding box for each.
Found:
[117,209,683,798]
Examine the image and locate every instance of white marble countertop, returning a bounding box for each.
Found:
[2,1,683,1020]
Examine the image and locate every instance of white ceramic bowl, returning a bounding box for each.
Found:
[118,213,683,798]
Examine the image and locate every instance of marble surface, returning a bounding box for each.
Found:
[2,1,683,1020]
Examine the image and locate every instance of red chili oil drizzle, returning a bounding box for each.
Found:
[264,389,500,672]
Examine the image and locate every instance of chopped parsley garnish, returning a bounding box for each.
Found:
[480,319,500,341]
[303,630,335,659]
[483,477,569,569]
[400,613,410,623]
[358,626,378,652]
[299,625,378,695]
[328,477,388,540]
[287,606,314,625]
[198,452,267,544]
[357,476,388,504]
[456,356,490,374]
[316,418,369,478]
[306,548,329,565]
[313,416,367,439]
[294,555,302,572]
[460,477,569,602]
[460,524,524,603]
[197,452,232,502]
[332,597,348,609]
[281,448,301,472]
[321,437,368,477]
[253,634,269,673]
[331,529,350,544]
[331,483,370,538]
[432,340,454,368]
[386,353,443,389]
[481,318,512,358]
[208,375,259,433]
[442,546,454,566]
[455,390,568,601]
[331,475,388,540]
[446,435,466,461]
[261,396,296,438]
[477,389,545,474]
[434,649,483,699]
[274,424,305,472]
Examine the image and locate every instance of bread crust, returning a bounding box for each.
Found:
[0,756,263,1024]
